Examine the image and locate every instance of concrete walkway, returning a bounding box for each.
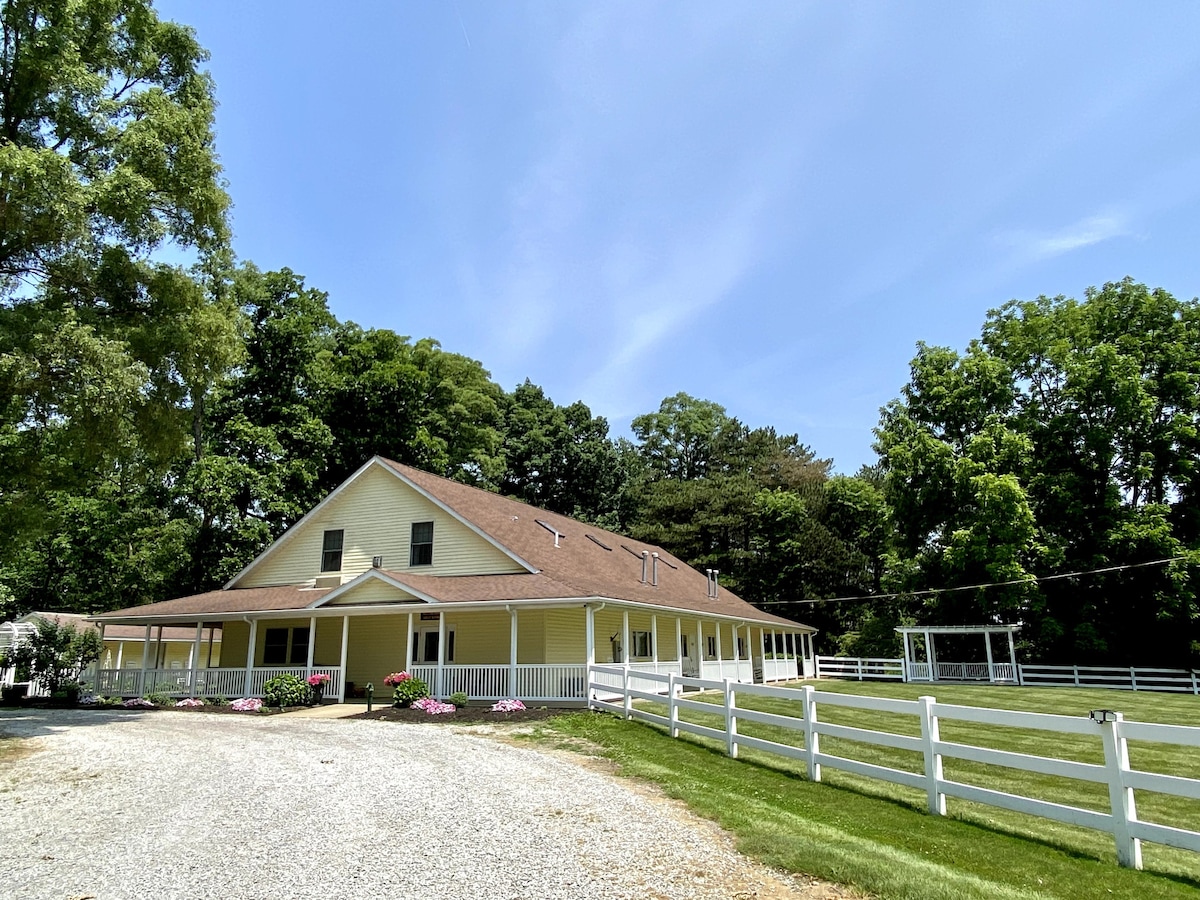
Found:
[283,702,366,719]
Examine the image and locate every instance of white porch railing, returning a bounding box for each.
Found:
[410,664,590,701]
[761,657,797,682]
[815,656,906,681]
[95,667,343,700]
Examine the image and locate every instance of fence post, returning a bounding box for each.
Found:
[586,664,594,712]
[856,658,864,681]
[1073,665,1080,686]
[1098,712,1142,869]
[803,685,821,782]
[1192,670,1198,696]
[668,672,679,738]
[918,695,946,816]
[622,666,632,720]
[1129,668,1138,692]
[814,656,821,679]
[724,677,738,758]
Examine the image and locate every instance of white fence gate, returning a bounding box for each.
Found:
[587,663,1200,870]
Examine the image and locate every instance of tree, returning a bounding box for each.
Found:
[0,615,102,695]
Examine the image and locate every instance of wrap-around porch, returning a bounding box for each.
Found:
[93,603,815,704]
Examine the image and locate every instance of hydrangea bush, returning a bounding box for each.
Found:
[491,699,526,713]
[175,698,205,708]
[231,697,263,712]
[388,671,429,707]
[262,673,311,708]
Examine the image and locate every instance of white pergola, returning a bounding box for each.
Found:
[896,624,1021,684]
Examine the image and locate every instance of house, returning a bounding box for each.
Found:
[1,612,220,694]
[89,456,816,703]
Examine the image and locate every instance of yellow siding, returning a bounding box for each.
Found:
[594,609,623,663]
[324,578,423,606]
[544,609,585,663]
[221,621,249,669]
[313,618,342,667]
[446,610,510,664]
[344,615,408,689]
[516,609,544,664]
[238,463,526,588]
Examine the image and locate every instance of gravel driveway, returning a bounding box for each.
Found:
[0,710,846,900]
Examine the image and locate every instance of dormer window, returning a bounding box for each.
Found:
[410,521,434,566]
[321,529,344,572]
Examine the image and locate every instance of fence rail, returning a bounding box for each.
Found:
[815,656,905,681]
[1019,664,1200,694]
[587,663,1200,869]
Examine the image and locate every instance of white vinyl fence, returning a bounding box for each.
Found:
[1020,665,1200,694]
[815,656,905,681]
[587,663,1200,870]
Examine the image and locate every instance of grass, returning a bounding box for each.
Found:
[526,681,1200,900]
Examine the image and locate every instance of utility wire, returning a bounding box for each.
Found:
[757,555,1192,606]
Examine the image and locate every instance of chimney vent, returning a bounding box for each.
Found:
[372,556,383,568]
[707,569,720,598]
[640,551,649,583]
[651,552,659,587]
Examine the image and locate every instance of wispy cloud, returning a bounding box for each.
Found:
[998,212,1129,264]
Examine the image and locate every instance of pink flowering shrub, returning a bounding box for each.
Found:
[490,699,526,713]
[412,697,456,715]
[123,697,154,708]
[383,671,411,686]
[306,673,331,686]
[230,697,263,712]
[175,698,205,708]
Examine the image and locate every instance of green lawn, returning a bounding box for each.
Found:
[528,681,1200,900]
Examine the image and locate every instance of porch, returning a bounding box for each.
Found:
[90,603,815,703]
[897,625,1021,684]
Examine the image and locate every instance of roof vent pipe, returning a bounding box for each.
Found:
[640,551,649,584]
[651,552,659,587]
[707,569,720,598]
[372,556,383,568]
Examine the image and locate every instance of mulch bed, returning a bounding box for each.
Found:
[350,705,578,724]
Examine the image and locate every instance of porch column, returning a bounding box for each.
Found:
[731,622,740,682]
[94,623,106,695]
[984,630,995,682]
[156,625,165,669]
[306,616,316,676]
[338,615,349,702]
[405,612,414,668]
[675,617,682,675]
[622,609,630,667]
[1007,629,1018,683]
[115,641,124,670]
[509,607,518,698]
[716,620,724,679]
[189,623,203,696]
[140,624,152,696]
[902,632,911,678]
[651,614,658,673]
[585,605,595,668]
[696,620,704,675]
[205,628,216,668]
[926,631,938,681]
[436,612,446,699]
[243,619,258,698]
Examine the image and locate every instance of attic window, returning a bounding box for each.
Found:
[409,521,434,567]
[585,534,612,551]
[321,530,344,572]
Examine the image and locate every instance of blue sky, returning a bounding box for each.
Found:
[160,2,1200,473]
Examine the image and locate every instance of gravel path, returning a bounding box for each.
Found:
[0,710,852,900]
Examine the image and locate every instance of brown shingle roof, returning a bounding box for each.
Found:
[94,458,810,630]
[383,459,806,628]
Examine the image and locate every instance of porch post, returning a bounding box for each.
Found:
[205,628,215,668]
[509,607,518,698]
[405,612,414,668]
[94,623,106,695]
[1007,628,1018,683]
[585,605,595,700]
[674,617,682,674]
[243,619,257,698]
[436,612,446,699]
[696,620,704,676]
[651,614,658,674]
[115,641,124,670]
[140,624,151,696]
[621,609,630,668]
[731,622,740,682]
[926,631,938,681]
[902,631,911,677]
[306,616,316,677]
[189,623,203,696]
[984,630,995,682]
[716,620,724,679]
[338,615,349,702]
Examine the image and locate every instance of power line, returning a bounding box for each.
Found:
[757,556,1192,606]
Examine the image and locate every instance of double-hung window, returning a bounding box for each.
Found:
[410,521,434,566]
[263,627,310,665]
[631,630,653,659]
[321,529,344,572]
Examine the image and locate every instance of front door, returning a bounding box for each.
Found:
[680,633,699,677]
[414,627,455,664]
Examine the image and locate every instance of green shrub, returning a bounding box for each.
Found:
[144,690,173,707]
[98,696,124,708]
[448,692,469,709]
[205,695,228,707]
[391,676,429,707]
[0,618,102,694]
[263,673,311,708]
